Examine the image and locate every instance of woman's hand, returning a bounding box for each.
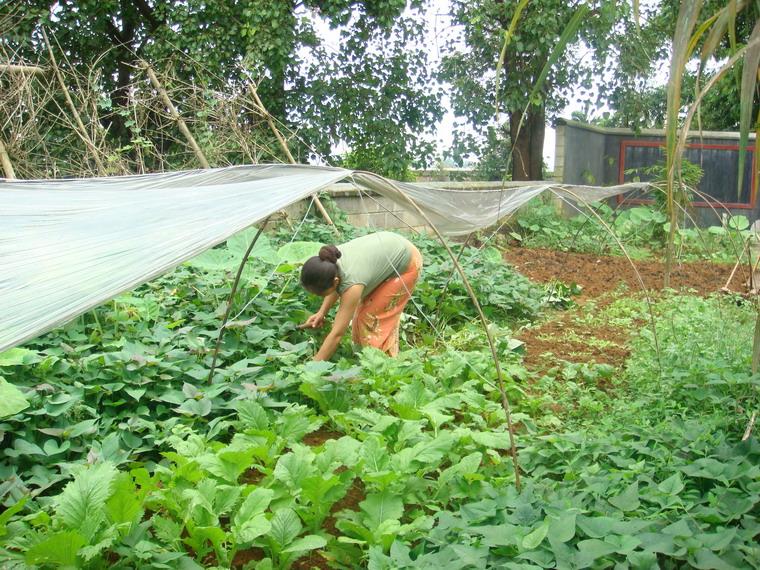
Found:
[313,285,363,361]
[299,312,325,329]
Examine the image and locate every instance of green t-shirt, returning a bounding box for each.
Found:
[336,232,413,298]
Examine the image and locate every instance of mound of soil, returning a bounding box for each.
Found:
[503,247,745,301]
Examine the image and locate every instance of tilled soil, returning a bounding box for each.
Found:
[503,248,745,376]
[503,247,744,301]
[518,316,633,375]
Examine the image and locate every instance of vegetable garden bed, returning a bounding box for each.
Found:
[1,222,759,569]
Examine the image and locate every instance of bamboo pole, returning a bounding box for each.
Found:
[0,63,45,75]
[140,61,211,169]
[743,411,757,441]
[0,137,16,179]
[247,83,340,237]
[42,28,107,175]
[207,218,270,383]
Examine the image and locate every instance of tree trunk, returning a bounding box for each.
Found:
[510,106,545,181]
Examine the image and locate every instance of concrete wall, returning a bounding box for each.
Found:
[282,181,511,233]
[554,119,758,225]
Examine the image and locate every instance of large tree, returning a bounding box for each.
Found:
[0,0,441,176]
[440,0,623,181]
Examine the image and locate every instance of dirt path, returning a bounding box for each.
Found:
[503,248,745,376]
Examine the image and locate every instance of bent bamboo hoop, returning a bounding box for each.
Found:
[360,172,523,490]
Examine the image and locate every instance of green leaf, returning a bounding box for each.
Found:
[185,525,228,555]
[55,462,118,540]
[277,241,322,264]
[360,491,404,530]
[232,514,272,545]
[269,508,302,549]
[106,472,143,527]
[282,534,327,553]
[43,439,71,456]
[662,518,693,538]
[6,438,45,456]
[273,446,316,489]
[438,452,482,487]
[608,481,640,512]
[576,539,617,565]
[235,487,274,526]
[228,231,280,264]
[658,473,684,496]
[362,435,391,473]
[0,497,28,538]
[727,215,749,231]
[200,448,257,483]
[699,528,737,551]
[177,397,213,417]
[469,523,519,548]
[25,531,86,567]
[471,430,512,450]
[576,516,652,538]
[482,246,502,264]
[522,519,549,550]
[0,377,29,418]
[0,347,41,366]
[237,400,270,430]
[691,548,741,570]
[548,512,576,544]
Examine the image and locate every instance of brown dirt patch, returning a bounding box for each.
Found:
[504,248,745,378]
[518,312,633,377]
[303,428,343,447]
[503,247,744,301]
[240,468,265,485]
[292,551,333,570]
[323,477,366,536]
[232,548,265,568]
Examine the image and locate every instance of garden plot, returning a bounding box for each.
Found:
[1,224,759,569]
[505,247,745,375]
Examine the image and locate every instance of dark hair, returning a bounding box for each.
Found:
[300,245,341,294]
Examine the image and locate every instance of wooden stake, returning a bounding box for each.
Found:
[42,28,107,175]
[0,137,16,179]
[141,61,211,169]
[247,83,340,237]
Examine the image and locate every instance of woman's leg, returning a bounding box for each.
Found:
[352,247,423,356]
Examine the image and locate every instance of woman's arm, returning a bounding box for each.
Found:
[318,291,340,317]
[299,291,340,329]
[313,285,363,361]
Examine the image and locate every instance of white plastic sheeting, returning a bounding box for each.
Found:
[0,164,648,352]
[0,165,349,353]
[355,173,649,236]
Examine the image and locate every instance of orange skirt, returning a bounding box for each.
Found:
[351,246,423,356]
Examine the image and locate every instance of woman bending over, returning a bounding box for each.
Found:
[299,231,422,361]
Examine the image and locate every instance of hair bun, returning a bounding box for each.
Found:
[318,245,341,264]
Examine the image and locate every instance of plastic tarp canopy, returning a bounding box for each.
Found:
[0,164,649,353]
[354,173,649,236]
